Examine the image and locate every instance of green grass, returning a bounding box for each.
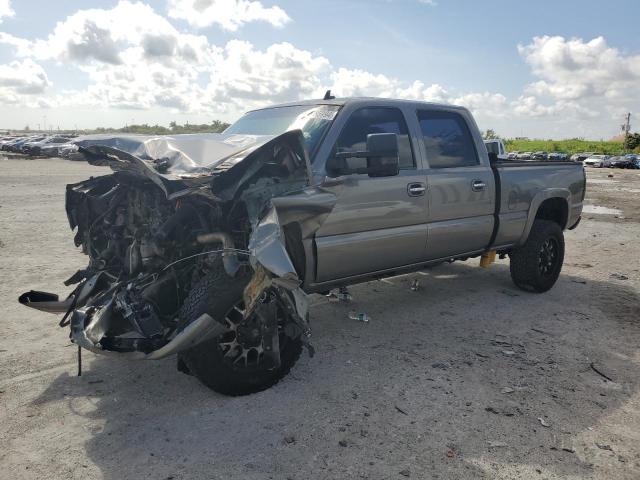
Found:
[504,139,636,155]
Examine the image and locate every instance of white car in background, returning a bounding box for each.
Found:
[484,139,508,160]
[583,155,611,168]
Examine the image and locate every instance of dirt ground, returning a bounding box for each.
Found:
[1,156,639,480]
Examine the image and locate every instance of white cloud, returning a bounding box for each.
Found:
[167,0,290,31]
[515,36,640,124]
[0,0,14,23]
[0,59,50,94]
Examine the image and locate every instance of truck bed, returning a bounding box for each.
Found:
[491,160,585,248]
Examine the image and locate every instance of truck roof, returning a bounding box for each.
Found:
[249,96,470,113]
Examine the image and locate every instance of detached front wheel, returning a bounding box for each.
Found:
[509,219,565,293]
[178,271,303,396]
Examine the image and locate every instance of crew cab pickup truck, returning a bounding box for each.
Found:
[19,97,585,396]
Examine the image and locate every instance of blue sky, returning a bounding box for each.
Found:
[1,0,639,138]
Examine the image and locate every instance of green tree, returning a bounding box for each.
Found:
[483,129,499,140]
[624,132,640,150]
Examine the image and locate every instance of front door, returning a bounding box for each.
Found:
[315,107,428,282]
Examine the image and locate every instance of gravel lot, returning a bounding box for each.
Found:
[1,156,639,480]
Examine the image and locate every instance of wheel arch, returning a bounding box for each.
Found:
[518,189,570,246]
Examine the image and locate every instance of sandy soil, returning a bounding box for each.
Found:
[1,156,639,480]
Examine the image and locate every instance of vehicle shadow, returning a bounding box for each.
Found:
[32,261,640,479]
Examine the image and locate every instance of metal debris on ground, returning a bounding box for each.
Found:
[590,362,614,382]
[348,311,369,323]
[410,279,420,291]
[326,286,353,302]
[596,443,613,451]
[610,273,629,280]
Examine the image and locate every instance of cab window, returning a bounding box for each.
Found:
[418,110,479,168]
[333,107,415,170]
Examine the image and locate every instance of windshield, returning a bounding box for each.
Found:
[225,105,340,158]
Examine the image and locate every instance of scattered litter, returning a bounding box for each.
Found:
[446,450,456,458]
[502,350,516,356]
[562,447,575,453]
[596,443,613,451]
[501,387,515,394]
[571,279,587,284]
[607,174,614,178]
[410,279,421,291]
[531,328,550,335]
[394,405,409,415]
[590,362,614,382]
[488,441,508,448]
[570,263,593,268]
[538,417,550,427]
[609,273,629,280]
[500,289,520,297]
[348,311,369,323]
[327,286,352,302]
[399,469,411,477]
[485,406,518,416]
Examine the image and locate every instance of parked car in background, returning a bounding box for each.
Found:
[583,155,611,168]
[610,154,640,169]
[507,151,519,160]
[571,152,594,162]
[532,151,548,160]
[484,139,508,160]
[22,136,71,156]
[517,152,533,160]
[547,152,568,161]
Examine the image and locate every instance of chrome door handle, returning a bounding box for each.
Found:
[471,180,486,192]
[407,182,426,197]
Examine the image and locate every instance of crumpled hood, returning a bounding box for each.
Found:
[73,132,281,180]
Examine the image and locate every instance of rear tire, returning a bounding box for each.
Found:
[509,219,564,293]
[178,271,302,396]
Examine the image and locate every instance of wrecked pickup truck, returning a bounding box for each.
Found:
[19,97,585,396]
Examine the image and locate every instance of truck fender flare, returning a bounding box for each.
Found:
[518,188,570,246]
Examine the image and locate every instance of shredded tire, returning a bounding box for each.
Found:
[509,219,564,293]
[177,270,302,396]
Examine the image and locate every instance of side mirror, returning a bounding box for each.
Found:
[327,133,400,177]
[364,133,400,177]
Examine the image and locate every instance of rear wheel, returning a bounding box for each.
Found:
[178,271,302,396]
[509,219,564,293]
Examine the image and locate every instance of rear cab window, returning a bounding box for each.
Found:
[333,107,415,170]
[417,110,479,168]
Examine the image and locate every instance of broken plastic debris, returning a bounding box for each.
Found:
[348,311,369,323]
[501,387,515,394]
[488,441,508,448]
[327,286,352,302]
[410,279,420,291]
[538,417,550,427]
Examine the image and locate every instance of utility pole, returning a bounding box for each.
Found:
[621,112,631,150]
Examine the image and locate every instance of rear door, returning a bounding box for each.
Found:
[314,106,428,282]
[416,109,495,259]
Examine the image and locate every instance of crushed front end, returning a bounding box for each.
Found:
[19,131,334,374]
